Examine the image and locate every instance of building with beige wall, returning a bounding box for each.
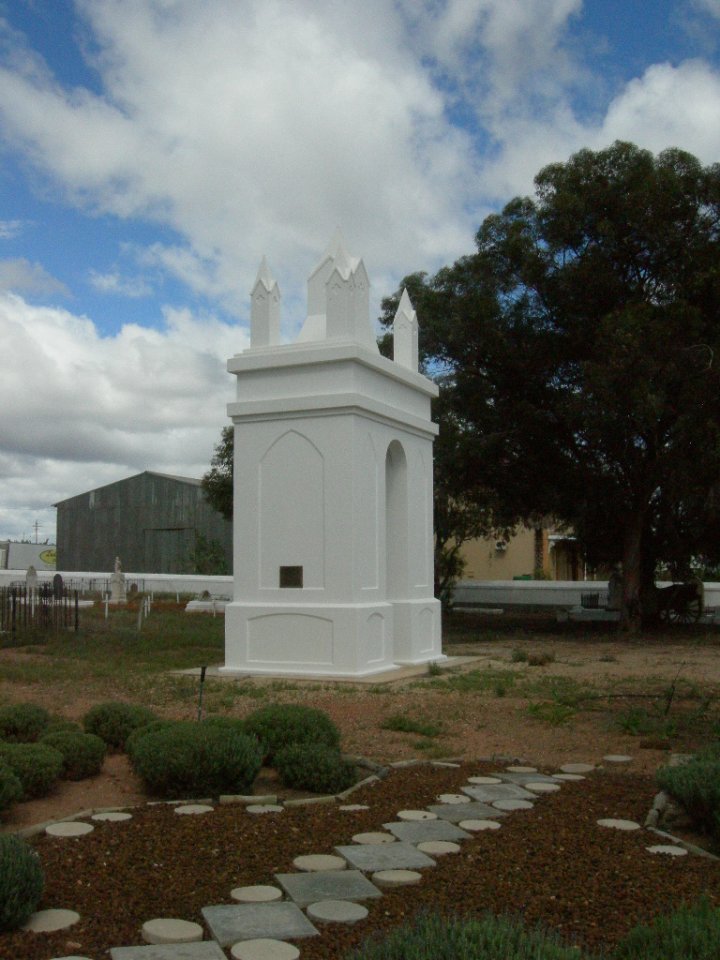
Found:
[459,526,584,581]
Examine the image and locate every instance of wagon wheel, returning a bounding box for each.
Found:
[667,597,703,624]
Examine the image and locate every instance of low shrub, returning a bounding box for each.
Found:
[40,731,106,780]
[345,910,583,959]
[0,834,44,931]
[0,761,23,813]
[0,742,64,799]
[83,701,158,750]
[242,703,340,763]
[275,743,356,794]
[129,721,263,798]
[656,744,720,843]
[0,702,50,742]
[44,719,82,735]
[613,896,720,959]
[125,719,175,762]
[381,714,443,738]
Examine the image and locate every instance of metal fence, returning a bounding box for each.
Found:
[0,584,79,640]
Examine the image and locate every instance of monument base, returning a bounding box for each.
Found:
[223,599,443,679]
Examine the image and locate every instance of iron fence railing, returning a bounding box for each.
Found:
[0,584,79,640]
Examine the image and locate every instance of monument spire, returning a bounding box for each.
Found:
[250,256,281,348]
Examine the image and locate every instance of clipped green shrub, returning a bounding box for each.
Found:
[656,744,720,842]
[83,701,158,750]
[0,702,50,742]
[44,719,82,735]
[613,896,720,959]
[129,721,263,798]
[275,743,356,794]
[242,703,340,763]
[40,731,106,780]
[345,911,583,959]
[0,834,44,931]
[125,719,175,762]
[0,742,64,799]
[0,761,23,813]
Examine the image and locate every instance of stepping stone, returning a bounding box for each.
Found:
[467,776,502,785]
[646,844,688,857]
[525,782,561,793]
[492,799,534,811]
[417,840,460,855]
[230,941,299,960]
[307,900,369,924]
[462,783,535,802]
[506,765,537,773]
[202,903,319,947]
[459,819,502,831]
[372,869,422,888]
[597,818,641,831]
[352,831,395,844]
[559,763,594,773]
[247,805,284,815]
[397,809,437,821]
[22,909,80,932]
[427,801,503,823]
[339,804,369,811]
[51,956,93,960]
[603,754,632,763]
[231,886,283,903]
[111,945,226,960]
[383,820,470,844]
[46,821,94,837]
[553,773,585,781]
[142,919,203,944]
[336,841,436,873]
[175,805,213,816]
[493,772,560,784]
[432,761,460,768]
[275,869,382,908]
[293,854,347,872]
[92,811,133,822]
[436,794,470,805]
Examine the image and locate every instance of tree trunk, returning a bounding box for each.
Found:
[620,513,644,632]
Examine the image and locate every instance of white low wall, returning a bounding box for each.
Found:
[453,579,720,610]
[0,569,232,598]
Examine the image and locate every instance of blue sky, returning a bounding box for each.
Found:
[0,0,719,548]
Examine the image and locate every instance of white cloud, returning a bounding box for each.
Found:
[0,219,23,240]
[692,0,720,18]
[0,258,69,296]
[88,269,152,298]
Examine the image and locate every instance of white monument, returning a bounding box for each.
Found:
[222,234,442,678]
[109,556,127,604]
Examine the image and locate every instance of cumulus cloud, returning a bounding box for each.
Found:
[0,258,69,296]
[88,269,152,298]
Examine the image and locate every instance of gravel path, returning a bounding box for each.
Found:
[3,762,719,960]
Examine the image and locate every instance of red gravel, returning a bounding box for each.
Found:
[3,763,719,960]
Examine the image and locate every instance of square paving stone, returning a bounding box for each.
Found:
[383,820,472,843]
[274,869,383,907]
[336,841,437,872]
[427,801,504,822]
[111,944,226,960]
[201,902,319,946]
[461,783,535,802]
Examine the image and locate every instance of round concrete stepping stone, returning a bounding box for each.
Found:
[417,840,460,855]
[525,782,560,793]
[352,831,395,844]
[437,793,470,805]
[174,804,214,815]
[50,956,92,959]
[340,804,369,811]
[553,773,585,781]
[142,918,203,944]
[560,762,594,773]
[492,799,534,811]
[46,821,94,837]
[603,754,633,763]
[22,909,80,933]
[597,818,641,831]
[247,804,284,814]
[432,761,460,767]
[92,811,133,822]
[646,844,688,857]
[372,869,422,888]
[467,776,502,785]
[397,809,437,821]
[293,853,347,872]
[231,939,300,960]
[307,899,369,924]
[459,819,502,831]
[506,765,537,773]
[231,885,284,903]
